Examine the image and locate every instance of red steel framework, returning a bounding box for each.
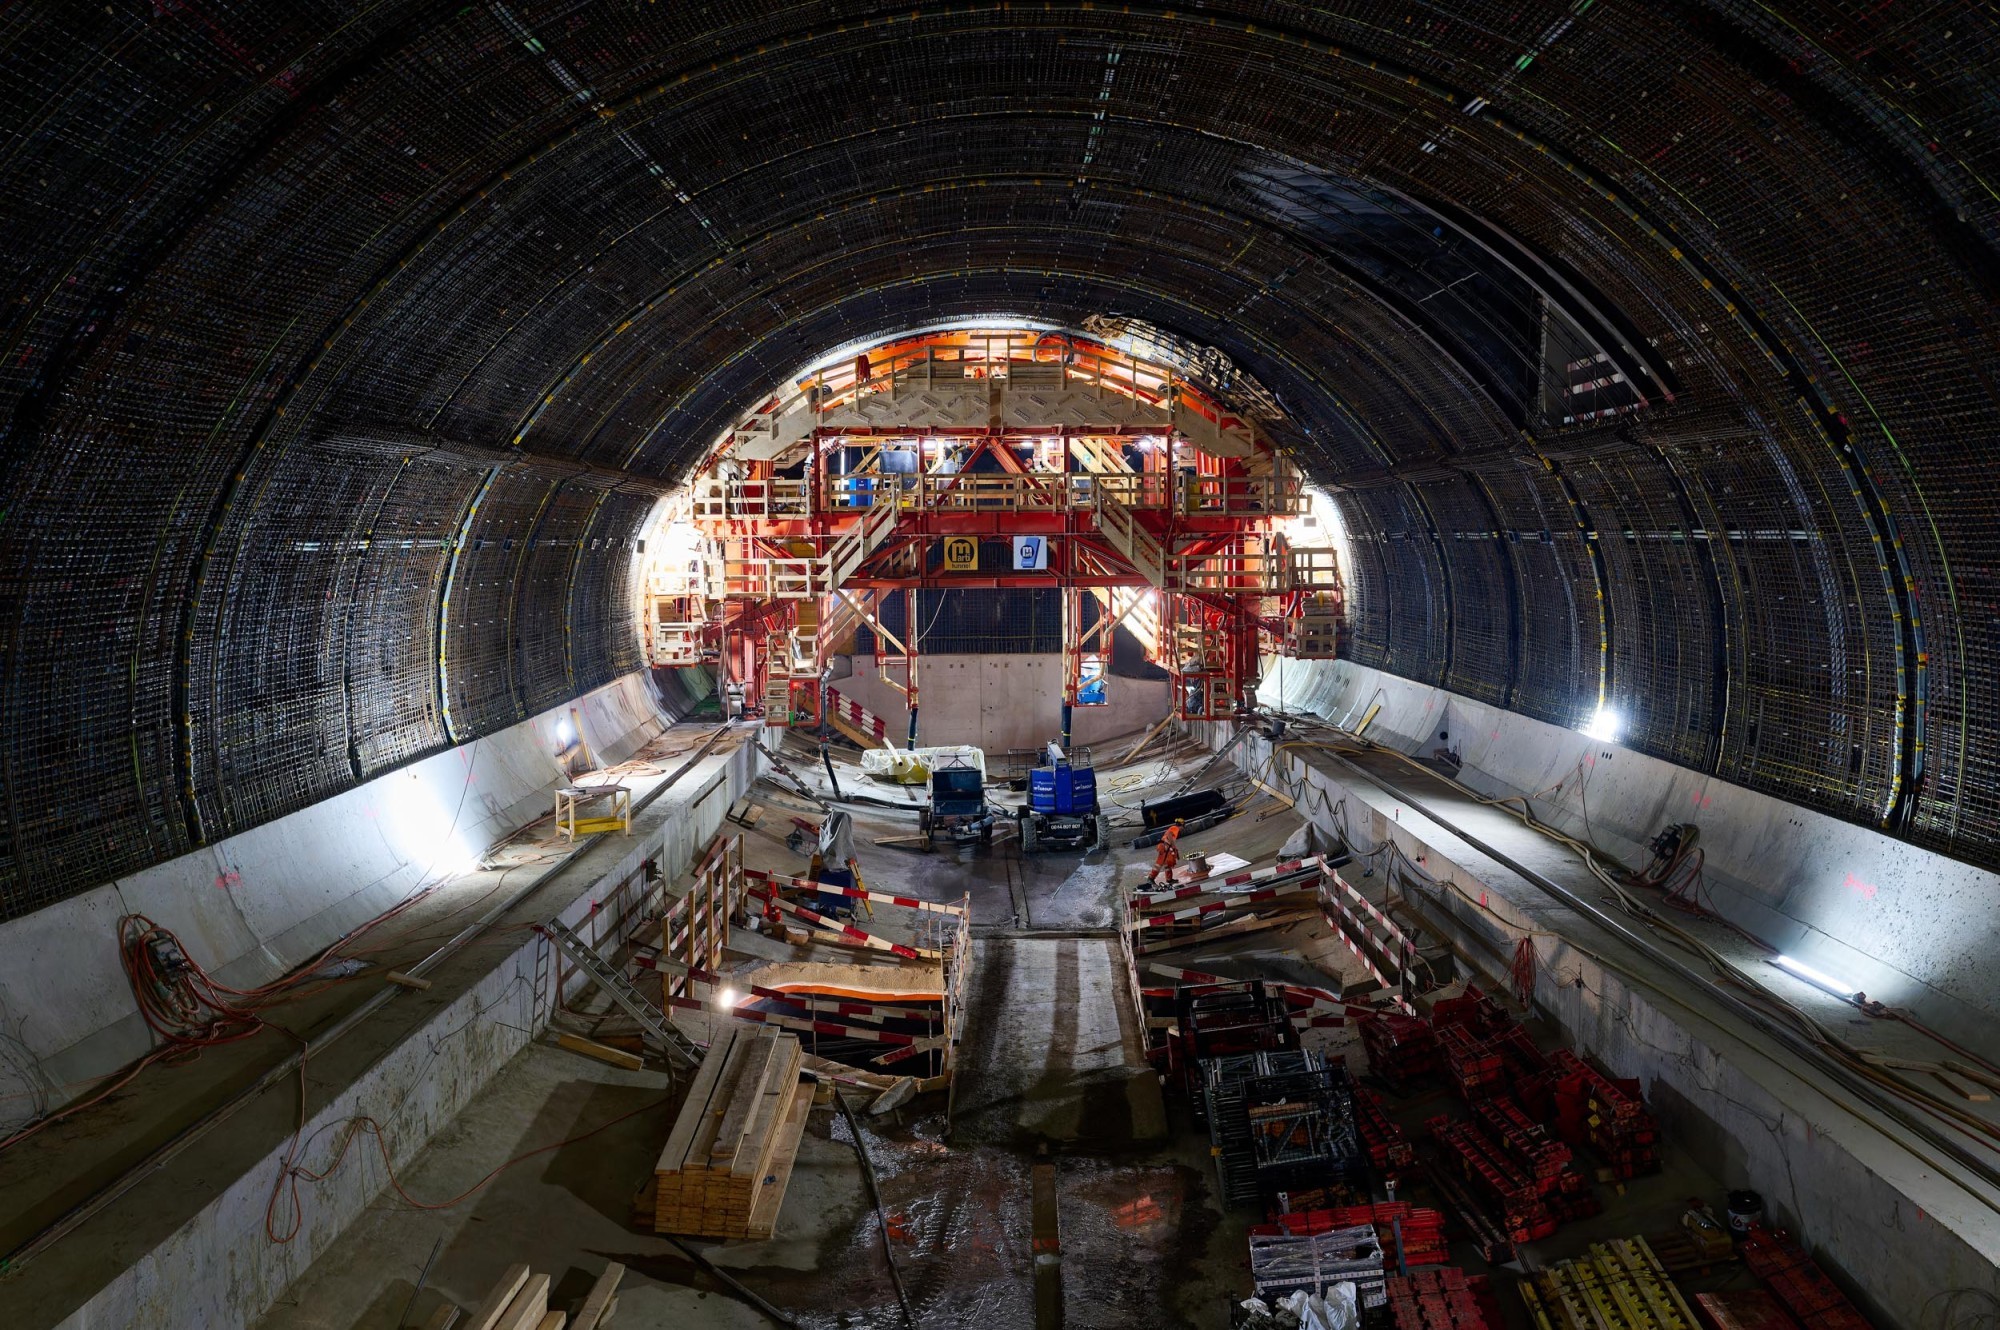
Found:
[641,329,1343,741]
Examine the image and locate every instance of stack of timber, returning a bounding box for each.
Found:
[651,1028,813,1240]
[447,1260,623,1330]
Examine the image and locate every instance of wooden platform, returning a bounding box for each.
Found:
[651,1028,812,1240]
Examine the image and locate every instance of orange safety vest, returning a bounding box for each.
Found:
[1153,825,1181,869]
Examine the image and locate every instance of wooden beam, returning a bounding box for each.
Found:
[463,1266,531,1330]
[493,1274,551,1330]
[571,1263,626,1330]
[555,1032,644,1072]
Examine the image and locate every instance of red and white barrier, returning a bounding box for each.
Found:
[744,866,967,917]
[1125,874,1322,930]
[824,687,890,741]
[748,884,937,960]
[1131,855,1326,908]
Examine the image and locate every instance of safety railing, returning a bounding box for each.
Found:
[722,544,819,600]
[1289,547,1341,592]
[1173,544,1287,594]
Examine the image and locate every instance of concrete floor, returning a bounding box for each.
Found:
[252,738,1776,1330]
[259,742,1251,1329]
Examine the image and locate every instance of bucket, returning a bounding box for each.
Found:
[1725,1189,1765,1233]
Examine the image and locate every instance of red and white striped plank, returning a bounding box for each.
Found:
[1318,902,1417,1015]
[1325,870,1416,954]
[1126,877,1325,922]
[1130,855,1328,908]
[1126,875,1321,930]
[662,992,918,1045]
[750,885,938,960]
[824,687,890,741]
[871,1034,949,1066]
[745,866,968,917]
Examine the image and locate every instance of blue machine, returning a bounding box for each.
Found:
[1020,747,1106,852]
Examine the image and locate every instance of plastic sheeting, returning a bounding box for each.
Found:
[859,745,987,785]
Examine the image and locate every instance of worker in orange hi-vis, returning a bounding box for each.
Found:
[1148,819,1185,886]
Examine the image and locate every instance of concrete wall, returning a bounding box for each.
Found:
[0,668,711,1125]
[1256,656,2000,1051]
[59,733,755,1330]
[832,652,1170,754]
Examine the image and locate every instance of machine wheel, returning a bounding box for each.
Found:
[1094,814,1112,848]
[1019,812,1039,855]
[918,807,934,851]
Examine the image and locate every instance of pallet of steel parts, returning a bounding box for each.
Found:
[1354,1087,1416,1177]
[1426,1116,1557,1244]
[1691,1291,1801,1330]
[1424,1112,1560,1248]
[1436,1024,1508,1099]
[1248,1223,1387,1310]
[1546,1048,1661,1178]
[1203,1050,1368,1210]
[1175,981,1298,1107]
[1519,1236,1701,1330]
[1416,1156,1514,1266]
[1468,1094,1596,1218]
[1257,1200,1448,1270]
[1737,1225,1875,1329]
[1358,1010,1439,1089]
[1384,1266,1495,1330]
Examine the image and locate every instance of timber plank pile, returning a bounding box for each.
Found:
[440,1260,623,1330]
[650,1028,813,1240]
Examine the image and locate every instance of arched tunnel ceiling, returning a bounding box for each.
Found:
[1,2,1997,917]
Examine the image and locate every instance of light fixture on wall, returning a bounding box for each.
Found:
[1578,705,1622,743]
[1773,954,1861,1001]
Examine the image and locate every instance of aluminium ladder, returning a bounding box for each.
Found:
[544,918,702,1071]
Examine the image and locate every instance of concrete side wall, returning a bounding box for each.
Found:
[60,734,755,1330]
[1256,657,2000,1049]
[0,668,710,1122]
[1232,729,1997,1330]
[833,652,1170,754]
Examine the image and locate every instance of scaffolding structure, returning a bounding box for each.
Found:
[647,330,1344,736]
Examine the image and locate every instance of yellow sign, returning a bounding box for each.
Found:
[942,536,979,571]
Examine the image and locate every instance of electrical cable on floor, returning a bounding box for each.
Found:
[663,1234,800,1329]
[835,1088,919,1327]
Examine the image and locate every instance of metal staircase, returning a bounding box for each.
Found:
[543,918,702,1071]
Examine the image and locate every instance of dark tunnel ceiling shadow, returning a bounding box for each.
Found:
[0,2,1996,915]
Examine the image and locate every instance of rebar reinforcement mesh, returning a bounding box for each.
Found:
[2,2,1998,916]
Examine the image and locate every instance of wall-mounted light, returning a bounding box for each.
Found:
[1578,705,1622,743]
[1773,954,1861,1001]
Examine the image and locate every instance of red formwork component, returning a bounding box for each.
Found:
[1384,1267,1496,1330]
[1693,1291,1802,1330]
[1426,1116,1557,1244]
[1736,1226,1877,1329]
[1256,1200,1450,1270]
[1546,1047,1661,1178]
[1355,1087,1417,1178]
[1359,1010,1440,1090]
